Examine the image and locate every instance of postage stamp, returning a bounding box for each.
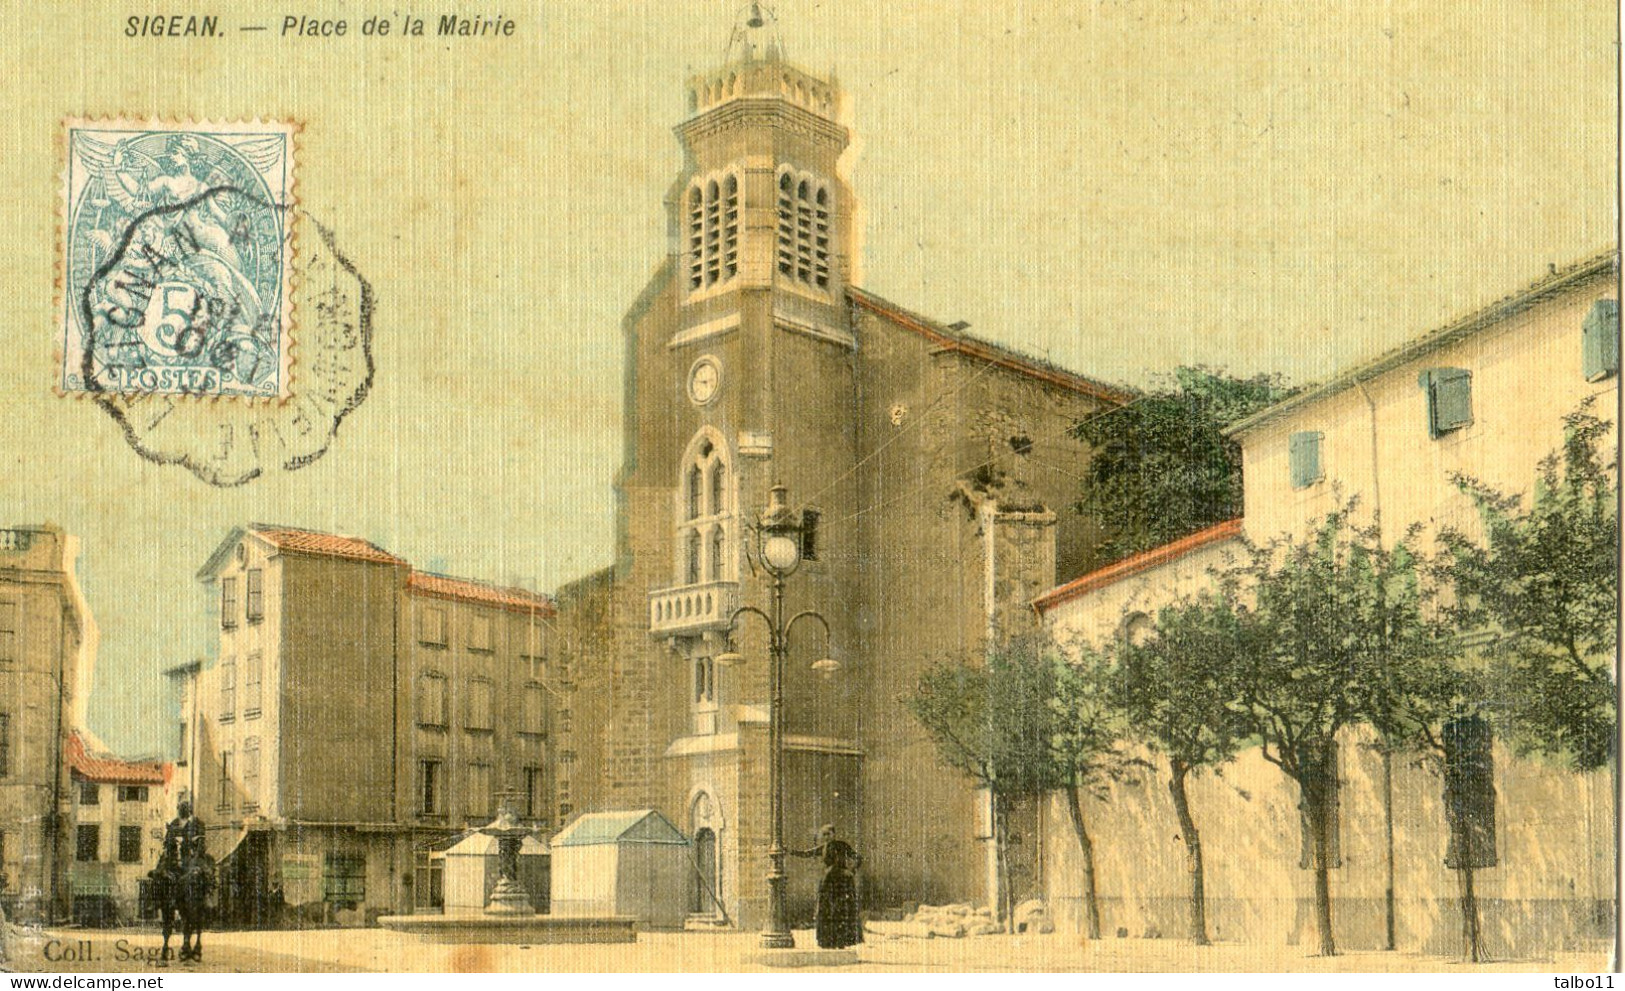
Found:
[60,119,296,400]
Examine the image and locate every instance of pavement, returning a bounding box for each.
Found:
[0,923,1610,974]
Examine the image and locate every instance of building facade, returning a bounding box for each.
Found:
[1035,254,1618,956]
[555,23,1130,928]
[65,732,171,925]
[191,525,556,924]
[0,525,94,923]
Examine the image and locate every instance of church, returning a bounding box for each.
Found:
[552,14,1127,929]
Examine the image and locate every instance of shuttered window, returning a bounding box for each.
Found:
[1419,367,1473,438]
[1583,299,1619,382]
[1289,431,1323,489]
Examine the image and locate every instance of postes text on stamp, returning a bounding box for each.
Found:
[61,119,296,400]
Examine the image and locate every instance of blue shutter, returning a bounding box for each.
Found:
[1419,368,1472,437]
[1583,299,1619,382]
[1289,431,1323,489]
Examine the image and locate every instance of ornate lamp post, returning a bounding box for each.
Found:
[716,483,838,949]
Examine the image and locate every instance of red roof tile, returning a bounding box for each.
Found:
[252,526,408,566]
[407,572,556,617]
[1032,519,1245,615]
[849,288,1136,404]
[67,732,169,786]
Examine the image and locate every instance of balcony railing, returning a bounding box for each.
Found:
[648,581,739,636]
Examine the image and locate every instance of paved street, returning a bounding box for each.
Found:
[1,924,1608,974]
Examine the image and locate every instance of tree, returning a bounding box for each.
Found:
[906,638,1123,930]
[1073,366,1295,562]
[1050,647,1137,939]
[1106,588,1257,944]
[1238,507,1445,957]
[1442,399,1618,772]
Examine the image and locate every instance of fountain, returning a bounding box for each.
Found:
[379,792,636,944]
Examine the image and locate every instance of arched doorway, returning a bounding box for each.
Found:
[690,827,718,915]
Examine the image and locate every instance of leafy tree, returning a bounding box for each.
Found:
[1107,587,1258,944]
[1050,647,1137,939]
[907,638,1124,930]
[1073,366,1295,562]
[1442,399,1618,771]
[1238,507,1446,957]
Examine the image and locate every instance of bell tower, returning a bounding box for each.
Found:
[670,2,857,345]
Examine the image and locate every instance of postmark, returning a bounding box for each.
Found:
[62,119,296,399]
[59,118,374,487]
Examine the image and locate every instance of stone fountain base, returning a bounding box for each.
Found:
[377,913,638,944]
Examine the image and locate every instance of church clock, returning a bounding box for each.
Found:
[688,356,721,406]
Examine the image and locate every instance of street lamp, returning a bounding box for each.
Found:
[716,483,838,949]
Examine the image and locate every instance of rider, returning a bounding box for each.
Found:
[163,800,206,868]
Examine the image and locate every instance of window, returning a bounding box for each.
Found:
[219,658,236,722]
[523,766,546,820]
[323,853,366,908]
[1289,431,1324,489]
[118,785,148,803]
[1419,367,1473,438]
[686,171,741,293]
[418,607,447,647]
[708,527,725,582]
[520,683,546,737]
[79,779,98,805]
[176,721,188,766]
[467,614,494,653]
[777,168,832,290]
[243,738,261,810]
[1297,743,1342,870]
[417,672,448,728]
[465,677,495,731]
[118,825,142,864]
[1583,299,1619,382]
[419,759,443,815]
[217,748,233,811]
[686,530,702,585]
[245,652,263,717]
[0,601,16,663]
[467,763,493,820]
[0,713,9,778]
[76,825,99,862]
[693,657,715,706]
[220,577,238,629]
[677,430,733,587]
[246,568,264,623]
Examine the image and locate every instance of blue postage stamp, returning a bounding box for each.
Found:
[60,119,297,399]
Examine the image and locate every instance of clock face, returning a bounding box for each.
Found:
[688,357,720,405]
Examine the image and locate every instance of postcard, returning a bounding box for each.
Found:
[0,0,1616,977]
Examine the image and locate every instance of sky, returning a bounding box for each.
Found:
[0,0,1615,755]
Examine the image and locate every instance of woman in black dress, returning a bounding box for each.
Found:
[793,824,863,948]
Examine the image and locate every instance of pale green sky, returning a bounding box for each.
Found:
[0,0,1614,754]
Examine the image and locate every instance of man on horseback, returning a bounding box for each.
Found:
[151,801,212,962]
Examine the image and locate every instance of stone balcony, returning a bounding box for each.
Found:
[648,580,739,637]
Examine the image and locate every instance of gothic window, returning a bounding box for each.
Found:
[677,430,734,586]
[776,167,832,291]
[687,170,741,296]
[693,657,714,705]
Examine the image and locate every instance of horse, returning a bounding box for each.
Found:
[149,850,214,963]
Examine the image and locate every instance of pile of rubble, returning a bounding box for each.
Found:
[864,900,1054,940]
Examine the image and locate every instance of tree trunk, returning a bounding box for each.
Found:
[1304,778,1338,957]
[1457,865,1483,963]
[1166,760,1210,945]
[993,793,1013,932]
[1063,784,1102,940]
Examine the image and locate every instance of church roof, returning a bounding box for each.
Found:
[849,287,1135,405]
[1032,518,1245,615]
